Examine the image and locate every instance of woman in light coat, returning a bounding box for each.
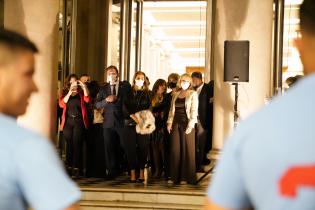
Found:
[167,73,198,185]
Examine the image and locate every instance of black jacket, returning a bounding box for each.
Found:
[198,81,214,129]
[95,81,131,128]
[124,89,152,116]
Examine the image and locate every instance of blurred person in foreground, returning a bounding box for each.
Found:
[0,29,80,210]
[205,0,315,209]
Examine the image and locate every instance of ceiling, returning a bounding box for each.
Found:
[143,1,207,69]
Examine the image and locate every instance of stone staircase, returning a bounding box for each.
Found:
[80,185,206,210]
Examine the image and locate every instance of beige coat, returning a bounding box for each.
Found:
[167,89,199,129]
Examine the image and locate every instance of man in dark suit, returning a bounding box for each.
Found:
[95,65,131,179]
[192,72,214,172]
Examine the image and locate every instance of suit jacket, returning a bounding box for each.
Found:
[95,81,131,128]
[167,89,199,129]
[198,81,214,129]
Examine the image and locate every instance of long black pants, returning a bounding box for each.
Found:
[123,126,150,170]
[86,123,105,178]
[103,126,126,175]
[151,128,165,176]
[170,123,196,184]
[63,117,85,171]
[195,121,208,171]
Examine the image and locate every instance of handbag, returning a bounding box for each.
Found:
[93,108,104,124]
[135,110,156,135]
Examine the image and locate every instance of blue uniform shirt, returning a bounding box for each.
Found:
[208,74,315,210]
[0,114,81,210]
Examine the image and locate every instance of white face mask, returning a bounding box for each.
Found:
[108,75,117,84]
[135,79,144,88]
[181,82,190,90]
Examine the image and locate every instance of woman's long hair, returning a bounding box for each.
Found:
[61,74,79,97]
[151,79,166,106]
[132,71,150,92]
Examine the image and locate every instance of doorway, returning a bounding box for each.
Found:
[108,0,211,85]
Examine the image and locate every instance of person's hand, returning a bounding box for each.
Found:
[68,83,77,94]
[167,123,172,134]
[185,126,193,134]
[105,95,117,103]
[77,80,86,89]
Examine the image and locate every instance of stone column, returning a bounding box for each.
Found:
[210,0,274,160]
[4,0,59,139]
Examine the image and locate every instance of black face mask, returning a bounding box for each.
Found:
[168,82,177,89]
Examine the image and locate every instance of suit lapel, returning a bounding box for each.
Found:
[200,85,208,102]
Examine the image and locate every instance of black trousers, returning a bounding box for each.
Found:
[164,129,170,178]
[86,123,105,178]
[63,117,85,170]
[170,123,196,184]
[151,128,165,175]
[102,126,126,175]
[123,126,150,170]
[195,121,208,171]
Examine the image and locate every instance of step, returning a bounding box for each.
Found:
[80,200,202,210]
[81,187,206,206]
[78,170,212,210]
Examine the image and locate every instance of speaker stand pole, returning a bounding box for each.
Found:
[232,82,239,128]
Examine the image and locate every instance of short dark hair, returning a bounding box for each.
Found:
[300,0,315,34]
[105,65,119,75]
[80,73,89,78]
[191,71,203,80]
[0,29,38,53]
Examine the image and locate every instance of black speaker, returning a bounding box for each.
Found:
[224,40,249,82]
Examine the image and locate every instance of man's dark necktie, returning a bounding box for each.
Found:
[112,85,116,95]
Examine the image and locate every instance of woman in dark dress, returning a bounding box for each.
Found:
[59,74,90,178]
[167,73,198,185]
[150,79,167,178]
[124,71,152,182]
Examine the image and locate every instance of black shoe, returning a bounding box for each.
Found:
[105,170,118,180]
[66,167,73,176]
[72,168,80,179]
[104,173,115,180]
[197,168,205,173]
[203,159,211,165]
[136,179,144,183]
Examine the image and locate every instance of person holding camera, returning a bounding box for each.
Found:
[59,74,90,178]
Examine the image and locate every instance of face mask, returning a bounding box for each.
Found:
[181,82,190,90]
[168,82,177,89]
[108,75,117,84]
[135,79,144,87]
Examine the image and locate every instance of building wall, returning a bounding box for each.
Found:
[4,0,59,139]
[211,0,274,155]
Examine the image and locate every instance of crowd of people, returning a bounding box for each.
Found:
[2,0,315,209]
[58,66,214,185]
